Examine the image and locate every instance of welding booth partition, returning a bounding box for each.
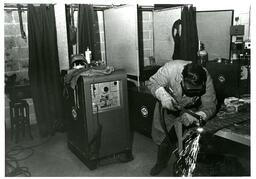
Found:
[104,4,199,84]
[104,5,234,84]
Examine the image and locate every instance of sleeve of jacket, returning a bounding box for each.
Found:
[198,69,217,120]
[147,63,172,97]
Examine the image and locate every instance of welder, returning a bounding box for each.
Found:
[147,60,217,176]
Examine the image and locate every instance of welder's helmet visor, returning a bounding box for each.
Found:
[71,54,88,66]
[181,78,206,97]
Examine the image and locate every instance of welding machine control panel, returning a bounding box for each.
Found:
[91,81,121,113]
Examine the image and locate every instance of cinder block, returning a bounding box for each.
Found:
[5,60,19,72]
[5,37,16,49]
[144,49,153,58]
[19,60,29,69]
[5,48,19,61]
[4,24,20,36]
[15,37,28,48]
[148,30,152,39]
[143,39,153,49]
[5,11,13,23]
[143,11,152,21]
[16,47,29,59]
[5,48,15,60]
[143,31,150,39]
[143,21,153,30]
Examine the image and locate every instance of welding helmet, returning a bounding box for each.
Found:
[181,63,206,97]
[71,54,88,69]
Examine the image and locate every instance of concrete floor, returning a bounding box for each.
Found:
[5,125,176,177]
[5,125,250,177]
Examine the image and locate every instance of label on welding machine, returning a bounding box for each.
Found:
[91,81,121,113]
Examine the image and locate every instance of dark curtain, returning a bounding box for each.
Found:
[28,4,64,137]
[172,19,182,60]
[65,5,73,67]
[180,5,199,63]
[78,4,101,61]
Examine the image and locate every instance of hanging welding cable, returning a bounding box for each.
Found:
[88,103,102,162]
[17,4,27,40]
[158,87,206,177]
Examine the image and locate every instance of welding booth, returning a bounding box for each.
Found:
[104,4,250,132]
[113,5,250,137]
[63,4,250,174]
[106,5,250,176]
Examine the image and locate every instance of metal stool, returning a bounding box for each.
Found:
[9,100,33,143]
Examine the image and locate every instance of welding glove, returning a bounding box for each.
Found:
[180,111,207,126]
[155,87,178,111]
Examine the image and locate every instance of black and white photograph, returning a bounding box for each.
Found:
[3,0,254,177]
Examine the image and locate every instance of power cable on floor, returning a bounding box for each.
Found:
[5,136,52,177]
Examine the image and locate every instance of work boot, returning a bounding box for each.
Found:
[150,143,173,176]
[150,126,178,176]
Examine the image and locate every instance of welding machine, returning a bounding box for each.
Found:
[206,61,250,106]
[66,69,133,170]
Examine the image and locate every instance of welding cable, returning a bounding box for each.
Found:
[158,103,175,146]
[6,147,33,177]
[5,136,52,176]
[6,158,31,177]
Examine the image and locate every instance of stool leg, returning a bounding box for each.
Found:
[21,108,25,137]
[25,103,33,140]
[9,103,14,141]
[14,107,19,143]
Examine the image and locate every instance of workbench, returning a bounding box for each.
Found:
[205,111,250,146]
[214,116,250,146]
[128,85,251,147]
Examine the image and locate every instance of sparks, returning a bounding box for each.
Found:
[174,131,201,177]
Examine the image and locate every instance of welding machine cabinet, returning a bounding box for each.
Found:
[206,61,250,106]
[66,69,133,170]
[128,86,156,138]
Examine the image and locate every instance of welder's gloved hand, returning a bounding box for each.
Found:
[196,111,207,121]
[180,111,207,126]
[155,87,179,111]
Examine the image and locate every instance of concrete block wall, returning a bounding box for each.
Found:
[4,9,36,128]
[97,11,106,64]
[5,10,29,81]
[142,11,154,66]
